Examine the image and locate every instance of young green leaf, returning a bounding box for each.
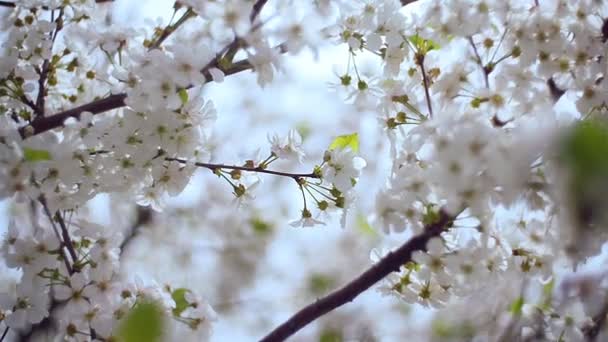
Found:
[23,147,52,162]
[329,133,359,152]
[171,288,190,316]
[178,88,189,105]
[118,301,165,342]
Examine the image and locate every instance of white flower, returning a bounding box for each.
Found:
[0,284,49,328]
[268,129,305,163]
[54,273,90,313]
[321,148,366,193]
[290,209,326,228]
[409,279,450,309]
[412,238,451,286]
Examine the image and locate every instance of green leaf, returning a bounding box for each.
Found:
[171,288,190,317]
[559,119,608,225]
[356,214,377,237]
[296,121,312,141]
[319,328,343,342]
[510,296,524,316]
[118,301,165,342]
[560,119,608,176]
[250,217,273,235]
[308,273,336,296]
[23,147,52,162]
[329,133,359,152]
[178,88,188,105]
[409,34,440,54]
[543,279,555,297]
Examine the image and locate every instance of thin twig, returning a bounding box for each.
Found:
[259,210,454,341]
[39,196,73,275]
[148,8,195,50]
[417,54,434,118]
[35,8,64,117]
[53,211,78,264]
[166,157,319,180]
[468,36,490,88]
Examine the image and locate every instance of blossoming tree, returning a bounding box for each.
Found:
[1,0,608,340]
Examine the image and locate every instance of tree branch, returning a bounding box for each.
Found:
[19,93,127,137]
[0,326,9,342]
[583,296,608,341]
[259,210,454,342]
[250,0,268,22]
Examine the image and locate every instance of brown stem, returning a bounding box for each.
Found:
[259,210,454,342]
[468,36,490,89]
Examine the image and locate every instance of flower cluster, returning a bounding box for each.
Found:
[0,213,215,340]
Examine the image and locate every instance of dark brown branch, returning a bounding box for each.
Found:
[583,296,608,341]
[18,93,127,137]
[0,326,9,342]
[259,210,454,342]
